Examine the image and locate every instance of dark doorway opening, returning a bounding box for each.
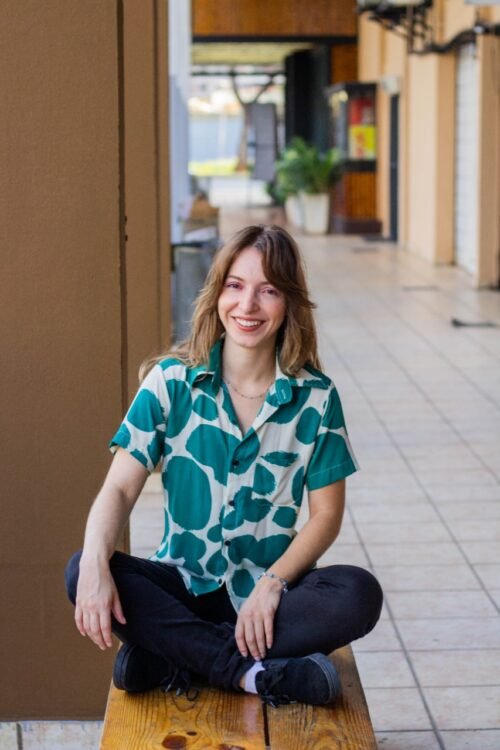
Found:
[389,94,399,242]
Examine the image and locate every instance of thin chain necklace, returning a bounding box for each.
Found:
[223,376,273,400]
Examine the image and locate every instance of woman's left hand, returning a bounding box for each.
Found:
[235,575,284,660]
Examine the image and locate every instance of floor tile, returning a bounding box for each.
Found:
[438,502,500,521]
[352,619,402,652]
[446,519,500,542]
[21,722,103,750]
[374,564,480,592]
[397,618,500,650]
[350,472,422,490]
[319,543,369,567]
[461,542,500,564]
[474,565,500,589]
[420,469,499,489]
[385,590,497,619]
[0,724,17,750]
[375,731,441,750]
[490,590,500,608]
[363,688,432,731]
[428,486,500,502]
[333,520,358,544]
[366,542,463,566]
[354,651,416,688]
[348,488,429,504]
[411,649,500,687]
[423,686,500,730]
[441,730,500,750]
[407,453,483,471]
[356,521,452,544]
[350,502,440,524]
[143,472,162,492]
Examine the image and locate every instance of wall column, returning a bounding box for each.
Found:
[0,0,170,718]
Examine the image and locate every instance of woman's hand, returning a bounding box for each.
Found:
[75,558,127,650]
[235,575,283,661]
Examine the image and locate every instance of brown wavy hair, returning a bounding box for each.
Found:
[140,224,321,381]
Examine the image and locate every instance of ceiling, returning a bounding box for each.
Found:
[191,42,313,67]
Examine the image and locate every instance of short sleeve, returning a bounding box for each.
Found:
[109,364,169,472]
[305,386,359,491]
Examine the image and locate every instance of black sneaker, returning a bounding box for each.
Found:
[255,652,341,707]
[112,643,195,697]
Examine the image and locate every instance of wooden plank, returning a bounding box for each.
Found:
[265,646,377,750]
[100,684,266,750]
[192,0,357,38]
[331,45,358,86]
[101,646,375,749]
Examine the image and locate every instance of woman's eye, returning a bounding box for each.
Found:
[225,282,241,289]
[263,287,279,296]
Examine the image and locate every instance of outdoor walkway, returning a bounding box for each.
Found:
[133,205,500,750]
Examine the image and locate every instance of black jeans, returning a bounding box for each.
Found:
[65,550,383,692]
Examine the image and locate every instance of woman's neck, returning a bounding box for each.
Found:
[221,338,276,387]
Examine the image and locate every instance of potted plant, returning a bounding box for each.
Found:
[297,140,342,235]
[275,138,342,235]
[274,138,311,229]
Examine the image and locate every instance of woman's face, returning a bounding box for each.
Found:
[217,246,286,354]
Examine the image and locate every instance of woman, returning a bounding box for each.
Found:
[65,224,382,707]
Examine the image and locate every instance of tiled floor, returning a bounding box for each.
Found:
[128,206,500,750]
[7,205,497,749]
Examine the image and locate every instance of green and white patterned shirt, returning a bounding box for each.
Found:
[110,338,358,610]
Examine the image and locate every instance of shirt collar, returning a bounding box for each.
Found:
[191,337,329,402]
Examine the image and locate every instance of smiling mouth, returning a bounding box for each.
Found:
[233,317,264,330]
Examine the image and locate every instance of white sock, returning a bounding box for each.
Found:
[243,661,264,694]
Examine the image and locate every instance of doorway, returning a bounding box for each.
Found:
[389,94,399,242]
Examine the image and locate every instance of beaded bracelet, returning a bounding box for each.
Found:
[257,571,289,593]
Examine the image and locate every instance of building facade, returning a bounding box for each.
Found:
[358,0,500,287]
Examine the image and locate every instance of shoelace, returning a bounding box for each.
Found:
[258,665,292,707]
[160,668,199,702]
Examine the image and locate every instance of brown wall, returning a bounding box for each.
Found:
[123,0,171,401]
[193,0,357,38]
[331,44,358,84]
[0,0,170,719]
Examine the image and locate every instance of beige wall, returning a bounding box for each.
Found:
[0,0,170,719]
[406,54,454,263]
[358,5,499,285]
[477,35,500,286]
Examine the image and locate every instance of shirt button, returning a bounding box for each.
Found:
[232,459,240,468]
[228,499,235,507]
[224,539,231,546]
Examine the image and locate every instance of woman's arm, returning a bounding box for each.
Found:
[75,448,149,650]
[235,480,345,660]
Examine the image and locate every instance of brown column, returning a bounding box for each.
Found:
[0,0,170,718]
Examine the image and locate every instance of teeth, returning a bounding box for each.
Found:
[235,318,261,328]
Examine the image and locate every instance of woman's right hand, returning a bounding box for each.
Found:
[75,558,127,650]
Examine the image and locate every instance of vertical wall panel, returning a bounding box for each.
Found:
[0,0,171,718]
[0,0,122,717]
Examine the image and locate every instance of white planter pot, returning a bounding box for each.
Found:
[300,192,330,235]
[284,195,303,229]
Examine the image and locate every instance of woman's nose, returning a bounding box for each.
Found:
[239,288,259,312]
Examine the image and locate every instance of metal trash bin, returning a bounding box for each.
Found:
[172,240,218,342]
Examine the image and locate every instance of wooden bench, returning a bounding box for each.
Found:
[100,645,376,749]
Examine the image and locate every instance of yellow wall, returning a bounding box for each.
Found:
[358,3,500,285]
